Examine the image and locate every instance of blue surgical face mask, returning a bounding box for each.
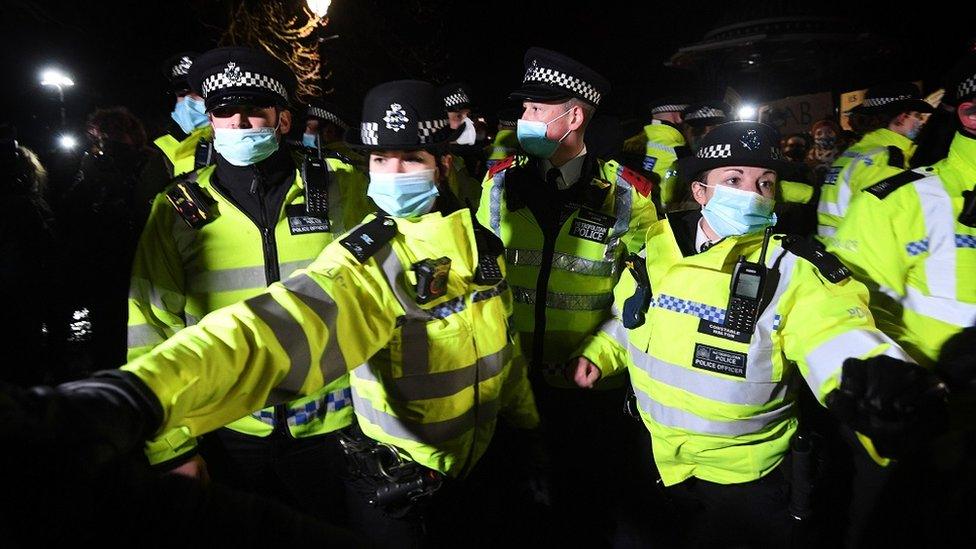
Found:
[516,108,572,158]
[213,126,279,166]
[171,96,209,135]
[906,120,923,141]
[368,168,439,218]
[700,184,777,238]
[302,133,318,148]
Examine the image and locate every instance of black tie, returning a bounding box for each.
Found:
[546,167,562,187]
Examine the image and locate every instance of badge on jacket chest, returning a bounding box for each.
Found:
[286,204,331,234]
[692,343,747,378]
[569,208,614,243]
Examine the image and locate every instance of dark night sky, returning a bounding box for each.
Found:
[1,0,973,156]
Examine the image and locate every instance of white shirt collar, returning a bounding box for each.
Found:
[540,145,587,190]
[695,216,719,253]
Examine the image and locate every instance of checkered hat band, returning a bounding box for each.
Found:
[201,70,288,102]
[958,73,976,100]
[171,56,193,78]
[696,144,732,159]
[361,119,447,144]
[307,106,348,129]
[651,104,689,114]
[861,95,912,108]
[686,107,725,120]
[361,122,379,145]
[443,91,470,108]
[523,66,602,105]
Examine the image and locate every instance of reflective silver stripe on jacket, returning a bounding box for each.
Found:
[511,285,613,311]
[282,274,349,385]
[634,387,794,437]
[505,248,616,277]
[186,260,312,293]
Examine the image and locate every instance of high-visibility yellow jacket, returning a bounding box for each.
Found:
[477,154,658,387]
[817,128,915,237]
[128,156,370,464]
[486,129,519,171]
[623,121,688,209]
[153,126,214,177]
[830,131,976,366]
[580,213,911,485]
[123,208,540,478]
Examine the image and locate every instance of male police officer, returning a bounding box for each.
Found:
[154,52,215,178]
[301,99,365,169]
[478,47,657,543]
[622,97,692,211]
[127,47,370,523]
[817,82,934,237]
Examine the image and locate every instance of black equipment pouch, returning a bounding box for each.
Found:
[193,139,214,170]
[788,431,816,522]
[622,252,652,329]
[302,155,331,218]
[622,384,641,421]
[413,257,452,304]
[337,427,444,511]
[166,177,216,229]
[960,186,976,227]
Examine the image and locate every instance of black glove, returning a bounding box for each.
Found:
[24,370,164,472]
[825,355,948,459]
[936,326,976,393]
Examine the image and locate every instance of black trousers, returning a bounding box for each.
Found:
[200,427,350,528]
[664,466,795,548]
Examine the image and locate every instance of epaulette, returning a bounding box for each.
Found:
[886,145,906,169]
[487,155,516,178]
[618,164,653,198]
[165,172,216,229]
[338,216,398,263]
[673,144,692,159]
[779,235,851,283]
[863,169,927,199]
[323,150,352,165]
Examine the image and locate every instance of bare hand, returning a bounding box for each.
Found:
[168,454,210,484]
[566,356,602,389]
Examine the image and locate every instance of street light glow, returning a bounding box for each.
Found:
[58,134,77,150]
[737,105,757,120]
[306,0,332,18]
[40,68,75,88]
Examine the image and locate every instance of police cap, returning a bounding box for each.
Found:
[509,47,610,108]
[188,47,297,112]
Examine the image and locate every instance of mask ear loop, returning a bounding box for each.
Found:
[547,107,576,144]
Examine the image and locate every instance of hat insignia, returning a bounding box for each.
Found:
[383,103,409,132]
[740,129,761,151]
[223,62,243,85]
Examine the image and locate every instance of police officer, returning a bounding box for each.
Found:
[817,82,935,237]
[571,121,946,546]
[477,47,658,543]
[154,52,215,178]
[67,79,539,547]
[681,100,728,151]
[127,47,370,523]
[301,98,365,169]
[437,82,484,209]
[621,97,692,211]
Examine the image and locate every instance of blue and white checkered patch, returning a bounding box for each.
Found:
[643,156,658,172]
[955,234,976,249]
[824,166,841,185]
[653,294,726,324]
[251,387,353,426]
[905,238,930,256]
[772,314,782,331]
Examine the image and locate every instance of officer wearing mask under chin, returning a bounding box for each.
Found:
[153,52,215,178]
[127,46,370,526]
[477,47,658,544]
[571,121,948,547]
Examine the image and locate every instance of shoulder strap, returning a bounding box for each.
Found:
[863,169,927,199]
[779,235,852,283]
[338,216,398,263]
[165,171,216,229]
[886,145,906,169]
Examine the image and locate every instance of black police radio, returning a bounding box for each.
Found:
[724,227,773,334]
[960,185,976,228]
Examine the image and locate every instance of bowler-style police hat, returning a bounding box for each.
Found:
[345,80,462,151]
[509,47,610,108]
[438,82,474,112]
[848,82,934,115]
[162,51,197,94]
[304,99,352,130]
[188,47,297,112]
[683,101,729,127]
[676,121,793,183]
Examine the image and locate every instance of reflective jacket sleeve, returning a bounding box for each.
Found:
[573,264,639,378]
[122,247,402,438]
[777,255,913,405]
[498,334,541,430]
[126,192,188,361]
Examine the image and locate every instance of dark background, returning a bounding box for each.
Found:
[1,0,973,155]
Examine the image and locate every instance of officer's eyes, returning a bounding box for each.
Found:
[759,180,775,188]
[371,157,388,165]
[723,177,740,186]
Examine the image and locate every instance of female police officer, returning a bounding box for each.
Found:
[42,80,539,547]
[569,121,945,546]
